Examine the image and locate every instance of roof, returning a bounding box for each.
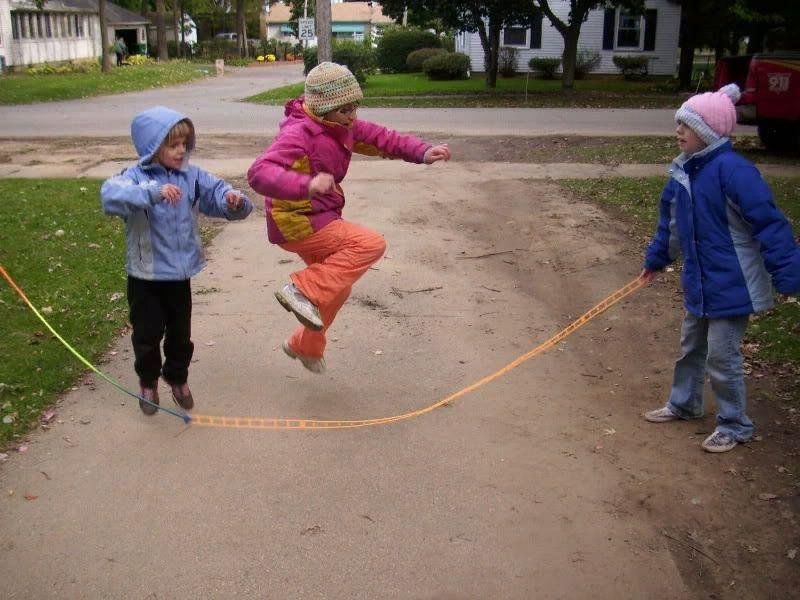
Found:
[266,1,394,25]
[10,0,150,25]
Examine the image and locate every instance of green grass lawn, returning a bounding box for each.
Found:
[0,60,214,105]
[560,176,800,375]
[0,180,127,447]
[247,72,684,108]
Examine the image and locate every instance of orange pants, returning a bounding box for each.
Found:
[280,219,386,358]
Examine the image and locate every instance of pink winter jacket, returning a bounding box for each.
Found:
[247,97,431,244]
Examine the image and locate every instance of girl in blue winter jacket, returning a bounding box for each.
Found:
[641,84,800,453]
[101,106,253,415]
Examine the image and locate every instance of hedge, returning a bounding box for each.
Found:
[423,52,471,80]
[376,27,440,73]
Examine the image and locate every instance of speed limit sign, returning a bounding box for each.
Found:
[298,17,315,40]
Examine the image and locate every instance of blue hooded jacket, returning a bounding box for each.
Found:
[101,106,252,281]
[644,138,800,318]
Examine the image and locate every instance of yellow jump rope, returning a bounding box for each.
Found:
[1,263,646,430]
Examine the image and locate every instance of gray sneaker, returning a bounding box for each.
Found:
[282,340,326,374]
[701,430,738,453]
[275,283,323,331]
[644,405,680,423]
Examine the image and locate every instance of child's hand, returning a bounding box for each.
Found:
[308,173,335,196]
[640,269,658,284]
[161,183,182,205]
[423,145,451,164]
[226,190,244,211]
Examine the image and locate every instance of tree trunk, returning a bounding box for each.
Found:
[485,18,500,88]
[99,0,112,72]
[156,0,168,61]
[236,0,248,58]
[316,0,332,62]
[560,27,579,90]
[173,0,181,58]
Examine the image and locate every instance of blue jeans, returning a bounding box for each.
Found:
[667,312,754,441]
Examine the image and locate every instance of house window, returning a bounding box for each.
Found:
[45,14,53,37]
[75,15,84,37]
[503,27,527,46]
[11,13,19,39]
[616,12,641,48]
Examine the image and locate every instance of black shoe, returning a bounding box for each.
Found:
[139,386,159,416]
[170,383,194,410]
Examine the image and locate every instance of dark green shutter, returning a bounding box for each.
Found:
[644,9,657,51]
[602,8,615,50]
[530,11,543,49]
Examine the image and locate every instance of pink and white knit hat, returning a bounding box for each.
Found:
[675,83,741,144]
[304,62,363,116]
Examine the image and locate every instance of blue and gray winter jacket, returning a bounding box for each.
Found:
[101,106,252,281]
[644,138,800,318]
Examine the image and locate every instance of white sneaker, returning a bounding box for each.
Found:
[644,405,680,423]
[275,283,323,331]
[282,340,326,374]
[701,430,738,453]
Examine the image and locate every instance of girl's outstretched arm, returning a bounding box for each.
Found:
[351,119,431,163]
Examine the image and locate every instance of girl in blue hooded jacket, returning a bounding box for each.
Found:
[641,84,800,453]
[101,106,253,415]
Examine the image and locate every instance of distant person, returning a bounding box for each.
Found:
[101,107,253,414]
[640,84,800,452]
[113,37,127,66]
[247,62,450,374]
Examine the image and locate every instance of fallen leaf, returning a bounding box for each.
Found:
[205,341,215,346]
[374,350,383,355]
[17,444,28,453]
[788,548,798,560]
[24,494,38,501]
[603,428,616,436]
[42,410,57,423]
[758,493,778,501]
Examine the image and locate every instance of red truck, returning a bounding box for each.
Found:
[714,52,800,151]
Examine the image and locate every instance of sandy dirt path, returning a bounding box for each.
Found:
[1,153,798,599]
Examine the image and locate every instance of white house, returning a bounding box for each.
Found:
[456,0,682,76]
[262,1,394,46]
[0,0,148,70]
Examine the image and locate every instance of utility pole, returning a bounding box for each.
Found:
[316,0,332,62]
[303,0,308,51]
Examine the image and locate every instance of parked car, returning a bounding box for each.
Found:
[714,52,800,151]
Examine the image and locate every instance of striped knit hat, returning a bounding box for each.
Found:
[304,62,363,116]
[675,83,741,145]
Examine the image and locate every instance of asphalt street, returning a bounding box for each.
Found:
[0,62,756,138]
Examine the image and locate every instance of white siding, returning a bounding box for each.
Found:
[1,8,101,67]
[0,0,11,69]
[461,0,680,76]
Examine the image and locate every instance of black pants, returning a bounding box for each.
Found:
[127,276,193,387]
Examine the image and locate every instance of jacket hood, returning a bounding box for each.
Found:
[131,106,195,166]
